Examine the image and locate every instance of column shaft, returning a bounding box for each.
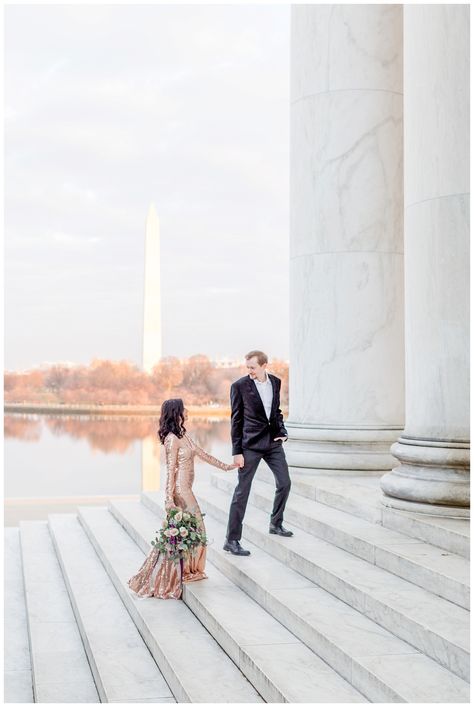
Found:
[288,5,405,471]
[381,5,470,514]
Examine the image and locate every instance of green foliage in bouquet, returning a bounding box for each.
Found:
[151,507,207,564]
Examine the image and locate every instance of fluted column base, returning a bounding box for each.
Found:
[285,422,402,471]
[380,436,470,517]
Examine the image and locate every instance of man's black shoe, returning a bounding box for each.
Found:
[269,523,294,537]
[223,540,251,556]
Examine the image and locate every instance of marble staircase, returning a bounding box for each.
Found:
[4,470,470,703]
[253,469,470,558]
[213,474,469,609]
[5,528,34,703]
[105,500,365,703]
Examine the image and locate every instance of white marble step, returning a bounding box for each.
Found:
[203,519,470,704]
[5,528,34,703]
[257,467,385,524]
[213,472,469,609]
[256,467,470,558]
[48,513,175,703]
[141,491,470,703]
[178,483,470,682]
[19,521,99,703]
[77,505,262,704]
[109,498,367,703]
[382,507,470,559]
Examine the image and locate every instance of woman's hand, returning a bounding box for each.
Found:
[165,504,179,513]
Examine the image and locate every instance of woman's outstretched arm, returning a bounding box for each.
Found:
[191,438,236,471]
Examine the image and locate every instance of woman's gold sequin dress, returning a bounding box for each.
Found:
[128,432,234,599]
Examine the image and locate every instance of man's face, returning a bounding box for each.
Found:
[246,357,267,379]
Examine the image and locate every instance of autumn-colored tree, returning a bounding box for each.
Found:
[206,366,242,404]
[65,365,89,391]
[151,357,184,399]
[44,366,71,397]
[268,359,289,405]
[181,355,213,403]
[4,372,19,392]
[88,360,117,391]
[4,357,288,407]
[183,355,212,387]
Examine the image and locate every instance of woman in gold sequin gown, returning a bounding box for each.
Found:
[128,399,237,599]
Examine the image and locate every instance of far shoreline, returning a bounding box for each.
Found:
[5,402,290,418]
[4,402,232,417]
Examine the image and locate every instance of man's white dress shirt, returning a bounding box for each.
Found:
[253,372,273,419]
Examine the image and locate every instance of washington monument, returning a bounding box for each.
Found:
[142,203,162,373]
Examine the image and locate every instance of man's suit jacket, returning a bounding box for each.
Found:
[230,374,288,455]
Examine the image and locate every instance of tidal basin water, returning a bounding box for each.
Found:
[4,414,234,526]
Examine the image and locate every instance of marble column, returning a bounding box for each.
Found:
[381,5,470,515]
[287,5,405,471]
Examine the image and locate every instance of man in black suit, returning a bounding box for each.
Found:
[223,350,293,556]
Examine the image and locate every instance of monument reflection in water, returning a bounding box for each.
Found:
[4,414,231,526]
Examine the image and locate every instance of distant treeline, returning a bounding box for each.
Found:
[4,356,289,407]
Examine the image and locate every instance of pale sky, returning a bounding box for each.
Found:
[5,4,290,372]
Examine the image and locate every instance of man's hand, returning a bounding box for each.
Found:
[233,454,245,468]
[274,436,288,442]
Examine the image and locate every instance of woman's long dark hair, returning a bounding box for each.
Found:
[158,398,186,443]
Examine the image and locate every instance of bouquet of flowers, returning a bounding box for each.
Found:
[151,508,207,564]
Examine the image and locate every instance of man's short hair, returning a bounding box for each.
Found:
[245,350,268,366]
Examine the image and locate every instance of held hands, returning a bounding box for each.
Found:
[225,458,242,472]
